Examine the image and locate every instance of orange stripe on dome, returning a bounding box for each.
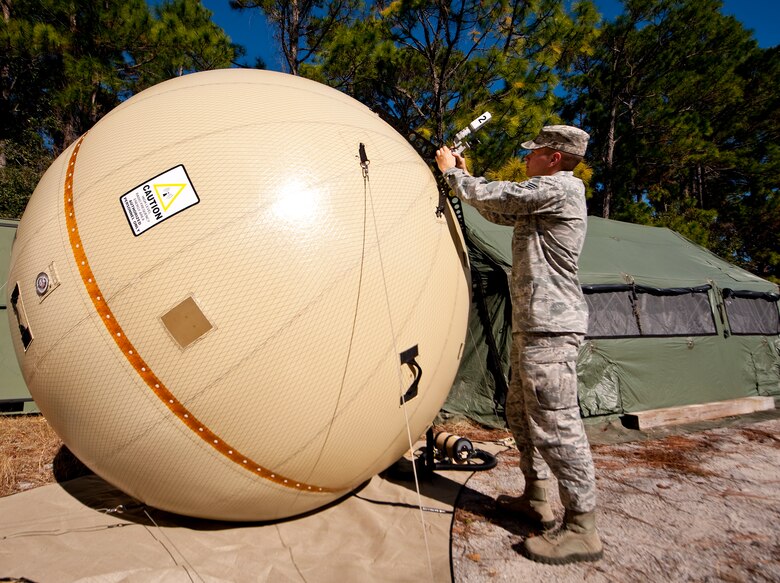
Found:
[64,136,336,495]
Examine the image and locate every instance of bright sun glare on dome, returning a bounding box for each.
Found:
[270,178,322,226]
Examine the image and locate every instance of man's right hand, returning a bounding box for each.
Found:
[435,146,469,174]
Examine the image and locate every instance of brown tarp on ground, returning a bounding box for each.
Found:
[0,446,504,583]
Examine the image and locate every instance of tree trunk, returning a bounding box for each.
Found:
[284,1,300,75]
[697,163,704,207]
[603,102,617,219]
[63,114,79,153]
[1,2,11,169]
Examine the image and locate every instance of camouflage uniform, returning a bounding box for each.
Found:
[443,167,597,514]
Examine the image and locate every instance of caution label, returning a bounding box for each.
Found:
[120,165,199,236]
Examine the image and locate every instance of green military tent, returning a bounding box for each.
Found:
[443,206,780,427]
[0,219,37,414]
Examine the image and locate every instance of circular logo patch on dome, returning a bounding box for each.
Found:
[35,272,50,296]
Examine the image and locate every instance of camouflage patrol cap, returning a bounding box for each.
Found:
[521,125,589,157]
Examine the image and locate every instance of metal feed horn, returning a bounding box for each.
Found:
[451,112,492,154]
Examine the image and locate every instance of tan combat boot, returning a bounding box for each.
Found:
[496,479,556,531]
[521,511,603,565]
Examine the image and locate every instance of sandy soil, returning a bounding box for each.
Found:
[450,413,780,582]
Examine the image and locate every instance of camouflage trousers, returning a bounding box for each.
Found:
[505,331,597,513]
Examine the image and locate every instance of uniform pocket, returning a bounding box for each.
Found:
[526,360,579,411]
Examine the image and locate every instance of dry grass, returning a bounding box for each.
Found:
[592,432,720,477]
[738,426,780,447]
[0,415,504,499]
[0,414,89,497]
[0,414,61,497]
[434,418,511,443]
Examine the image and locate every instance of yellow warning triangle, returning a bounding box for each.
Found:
[154,183,186,211]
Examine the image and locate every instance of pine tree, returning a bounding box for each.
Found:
[0,0,237,218]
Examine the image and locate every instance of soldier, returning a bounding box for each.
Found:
[435,125,603,565]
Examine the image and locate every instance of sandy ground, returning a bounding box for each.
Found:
[450,411,780,582]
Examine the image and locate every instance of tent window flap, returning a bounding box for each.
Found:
[584,286,717,338]
[723,290,780,335]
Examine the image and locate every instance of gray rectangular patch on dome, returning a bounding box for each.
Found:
[161,296,214,349]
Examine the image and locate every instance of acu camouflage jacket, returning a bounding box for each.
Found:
[443,168,589,334]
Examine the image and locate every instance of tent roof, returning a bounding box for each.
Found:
[462,206,778,293]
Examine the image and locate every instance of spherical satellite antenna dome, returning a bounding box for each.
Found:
[7,69,471,521]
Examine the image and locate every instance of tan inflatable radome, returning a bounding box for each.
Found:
[6,69,471,521]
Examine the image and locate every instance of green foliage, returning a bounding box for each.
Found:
[301,0,599,176]
[230,0,361,75]
[486,156,595,199]
[0,131,52,219]
[653,202,718,250]
[485,157,528,183]
[149,0,242,82]
[565,0,779,280]
[0,0,238,217]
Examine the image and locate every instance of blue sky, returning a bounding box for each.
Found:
[199,0,780,71]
